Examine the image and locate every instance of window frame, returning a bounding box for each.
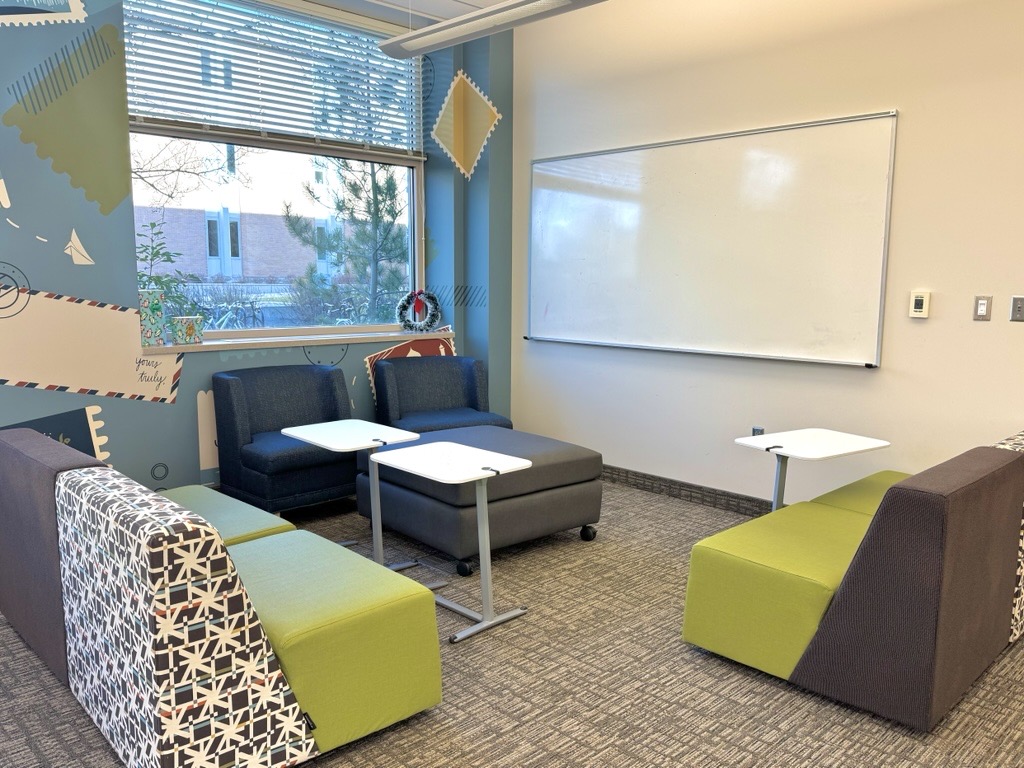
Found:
[129,118,426,343]
[125,0,428,346]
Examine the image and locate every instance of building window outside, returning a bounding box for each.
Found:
[206,208,241,278]
[126,0,424,336]
[315,220,331,275]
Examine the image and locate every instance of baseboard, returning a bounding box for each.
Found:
[208,470,769,517]
[601,465,771,518]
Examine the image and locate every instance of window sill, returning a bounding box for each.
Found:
[142,328,454,355]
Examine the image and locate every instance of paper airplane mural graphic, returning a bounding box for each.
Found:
[64,229,94,265]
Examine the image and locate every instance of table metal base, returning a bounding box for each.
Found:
[772,454,789,511]
[436,595,527,643]
[369,448,422,571]
[434,478,527,643]
[387,559,419,572]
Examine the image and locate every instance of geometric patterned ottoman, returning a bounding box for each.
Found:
[56,467,317,768]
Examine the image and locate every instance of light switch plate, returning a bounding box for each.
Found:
[1012,296,1024,322]
[974,295,992,321]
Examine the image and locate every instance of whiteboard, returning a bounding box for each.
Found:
[528,112,897,366]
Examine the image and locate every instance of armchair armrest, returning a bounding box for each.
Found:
[374,360,404,425]
[466,358,490,412]
[325,366,353,420]
[212,372,252,466]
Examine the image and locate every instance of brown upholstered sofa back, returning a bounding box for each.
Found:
[791,446,1024,730]
[0,428,104,685]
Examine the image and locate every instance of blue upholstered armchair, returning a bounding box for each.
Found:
[373,356,512,433]
[213,364,357,513]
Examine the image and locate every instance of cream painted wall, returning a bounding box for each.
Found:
[510,0,1024,503]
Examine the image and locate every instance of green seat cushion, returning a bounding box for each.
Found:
[162,484,294,545]
[228,530,442,751]
[811,470,911,515]
[682,502,873,679]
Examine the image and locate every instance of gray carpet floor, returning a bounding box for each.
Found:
[3,481,1024,767]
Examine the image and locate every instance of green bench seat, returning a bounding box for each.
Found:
[683,472,912,678]
[683,502,874,678]
[162,484,295,545]
[682,447,1024,731]
[228,530,442,751]
[810,470,911,515]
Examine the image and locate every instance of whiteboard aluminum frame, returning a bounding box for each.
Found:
[527,110,898,368]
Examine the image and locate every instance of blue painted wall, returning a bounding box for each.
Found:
[0,1,513,490]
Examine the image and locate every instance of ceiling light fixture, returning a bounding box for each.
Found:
[379,0,608,59]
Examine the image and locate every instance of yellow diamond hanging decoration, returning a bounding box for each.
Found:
[431,70,501,180]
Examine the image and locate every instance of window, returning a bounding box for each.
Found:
[205,208,241,278]
[125,0,424,337]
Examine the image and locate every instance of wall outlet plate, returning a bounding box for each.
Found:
[974,295,993,321]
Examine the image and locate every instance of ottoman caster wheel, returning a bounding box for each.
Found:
[580,525,597,542]
[456,560,474,577]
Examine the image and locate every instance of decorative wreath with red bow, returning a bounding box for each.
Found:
[396,289,441,332]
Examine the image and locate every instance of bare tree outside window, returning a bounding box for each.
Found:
[131,136,251,207]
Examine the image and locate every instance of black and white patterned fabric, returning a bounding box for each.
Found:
[55,467,318,768]
[994,432,1024,643]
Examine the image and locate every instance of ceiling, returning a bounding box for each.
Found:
[375,0,506,21]
[308,0,979,42]
[310,0,508,28]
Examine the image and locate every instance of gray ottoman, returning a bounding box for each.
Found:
[355,426,602,566]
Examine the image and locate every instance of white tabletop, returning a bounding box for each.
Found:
[734,428,889,460]
[281,419,419,452]
[371,441,532,485]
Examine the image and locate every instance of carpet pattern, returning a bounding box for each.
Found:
[3,482,1024,767]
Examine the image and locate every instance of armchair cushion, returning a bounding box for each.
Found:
[240,366,350,434]
[392,407,513,433]
[241,430,347,475]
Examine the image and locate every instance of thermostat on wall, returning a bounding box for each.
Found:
[909,291,931,318]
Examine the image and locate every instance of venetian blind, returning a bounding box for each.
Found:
[123,0,422,154]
